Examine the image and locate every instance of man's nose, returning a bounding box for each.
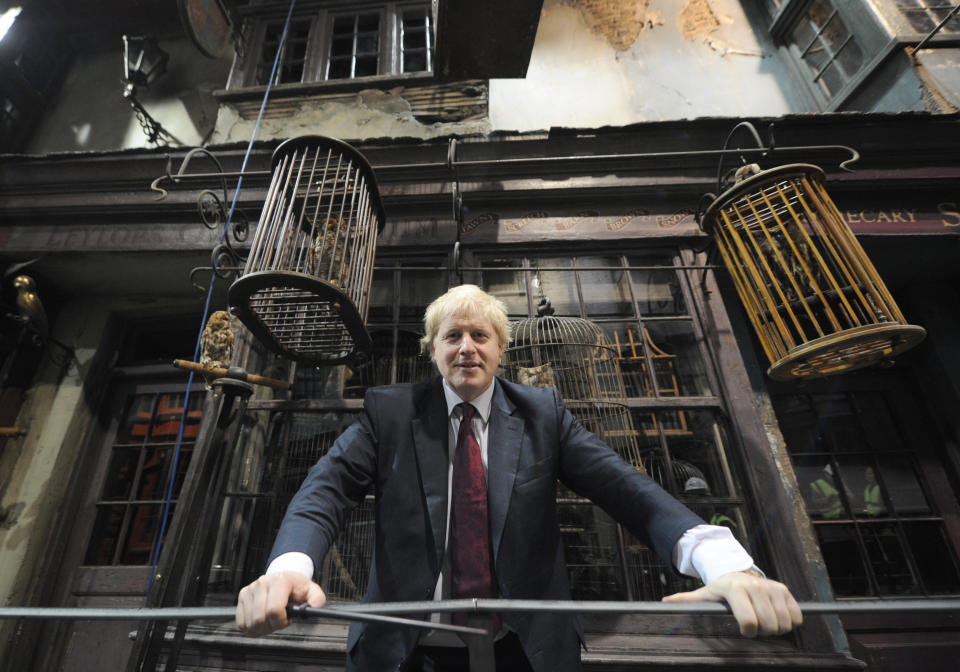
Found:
[459,335,476,353]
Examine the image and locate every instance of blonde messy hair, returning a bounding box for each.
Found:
[419,284,511,355]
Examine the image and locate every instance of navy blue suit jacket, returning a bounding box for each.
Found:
[269,376,704,672]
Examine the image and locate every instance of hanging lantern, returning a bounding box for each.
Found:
[502,300,646,472]
[229,136,385,364]
[700,163,924,381]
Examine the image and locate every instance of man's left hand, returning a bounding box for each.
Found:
[662,571,803,637]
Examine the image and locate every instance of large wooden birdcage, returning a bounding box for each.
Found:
[229,136,385,364]
[700,163,925,381]
[502,301,645,472]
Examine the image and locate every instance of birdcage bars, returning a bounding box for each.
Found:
[504,312,645,472]
[701,163,925,381]
[229,136,385,364]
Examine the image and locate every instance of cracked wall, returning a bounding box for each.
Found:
[490,0,800,132]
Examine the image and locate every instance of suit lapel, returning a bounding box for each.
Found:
[487,379,523,565]
[411,378,450,571]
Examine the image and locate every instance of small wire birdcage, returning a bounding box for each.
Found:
[229,136,386,364]
[700,163,925,381]
[502,300,645,472]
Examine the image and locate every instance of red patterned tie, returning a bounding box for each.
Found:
[450,403,496,605]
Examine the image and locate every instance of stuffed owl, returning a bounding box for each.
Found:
[308,217,351,286]
[517,362,556,388]
[199,310,235,387]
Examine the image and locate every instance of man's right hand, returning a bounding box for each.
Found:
[236,571,327,636]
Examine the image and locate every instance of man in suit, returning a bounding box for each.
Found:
[237,284,802,671]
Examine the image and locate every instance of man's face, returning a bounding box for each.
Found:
[431,312,504,402]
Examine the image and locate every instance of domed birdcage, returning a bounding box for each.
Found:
[502,299,645,472]
[700,162,924,381]
[229,135,386,364]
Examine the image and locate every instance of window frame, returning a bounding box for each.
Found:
[228,1,434,91]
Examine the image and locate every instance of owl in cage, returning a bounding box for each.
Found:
[308,217,351,286]
[200,310,235,387]
[517,362,556,388]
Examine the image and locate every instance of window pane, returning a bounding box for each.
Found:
[357,13,379,31]
[121,504,166,564]
[331,35,354,56]
[643,321,712,396]
[813,394,868,452]
[861,523,919,595]
[368,269,395,323]
[817,61,844,97]
[482,259,529,318]
[559,503,627,600]
[605,324,653,398]
[817,523,869,596]
[332,16,355,34]
[398,269,442,320]
[835,457,887,518]
[577,256,631,318]
[328,58,351,79]
[116,394,154,444]
[85,506,125,564]
[136,447,169,500]
[151,392,203,441]
[798,458,849,519]
[877,455,931,515]
[357,34,378,54]
[904,522,960,594]
[103,449,140,501]
[835,37,863,78]
[533,258,577,316]
[664,411,732,498]
[355,56,378,77]
[404,29,426,50]
[404,52,426,73]
[630,267,686,316]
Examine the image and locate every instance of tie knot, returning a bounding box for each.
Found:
[458,402,476,424]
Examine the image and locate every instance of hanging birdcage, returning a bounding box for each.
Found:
[700,163,925,381]
[229,135,385,364]
[502,300,645,472]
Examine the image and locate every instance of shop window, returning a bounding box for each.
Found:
[237,1,433,88]
[477,252,747,600]
[216,251,755,608]
[84,387,205,565]
[773,379,960,597]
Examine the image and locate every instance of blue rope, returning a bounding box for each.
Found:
[147,0,300,597]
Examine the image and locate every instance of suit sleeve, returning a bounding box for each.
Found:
[267,390,380,578]
[551,388,705,566]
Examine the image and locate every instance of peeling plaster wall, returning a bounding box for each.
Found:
[211,90,490,145]
[490,0,800,131]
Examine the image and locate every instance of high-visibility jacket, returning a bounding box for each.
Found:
[809,478,843,519]
[710,512,738,530]
[864,483,884,516]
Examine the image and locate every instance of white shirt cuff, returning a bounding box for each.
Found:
[672,524,757,585]
[265,551,315,579]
